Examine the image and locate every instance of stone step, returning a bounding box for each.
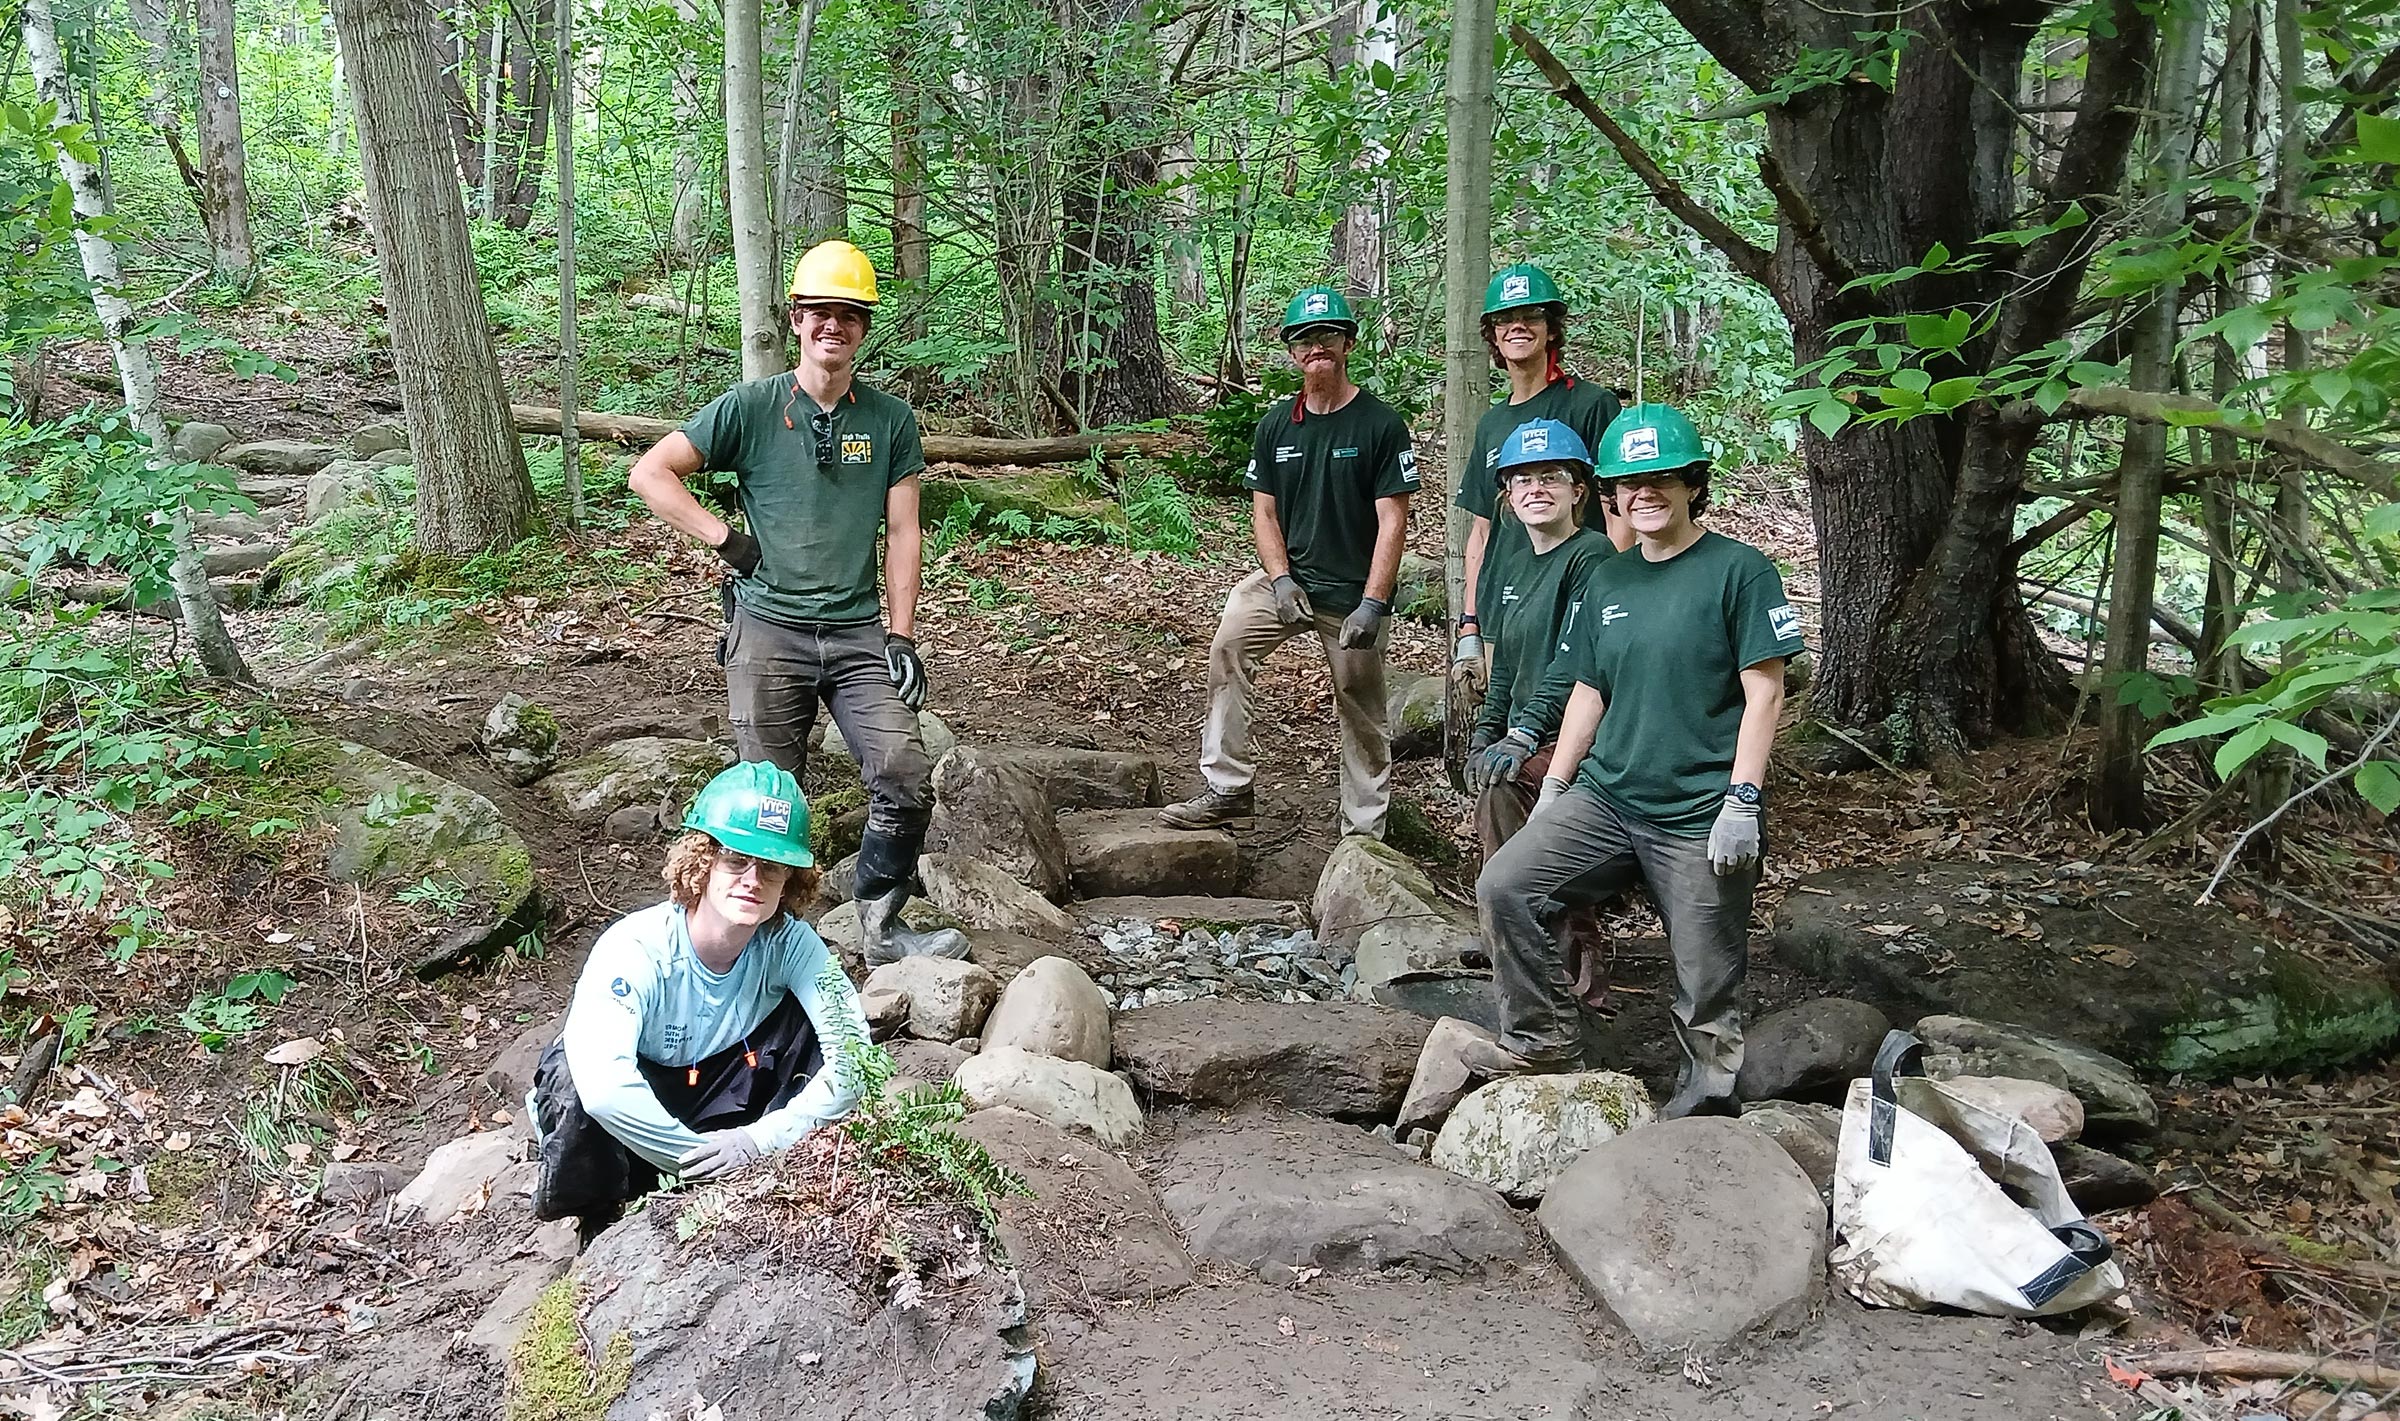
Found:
[1057,808,1238,899]
[1069,894,1306,929]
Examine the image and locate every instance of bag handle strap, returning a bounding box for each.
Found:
[1866,1029,1926,1167]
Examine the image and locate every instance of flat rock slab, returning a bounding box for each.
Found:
[976,746,1162,812]
[959,1048,1142,1147]
[1113,1000,1432,1120]
[219,438,343,477]
[1058,810,1239,898]
[1156,1115,1525,1276]
[1773,861,2400,1078]
[920,852,1079,940]
[1915,1014,2158,1141]
[1070,895,1307,930]
[1538,1116,1828,1354]
[323,741,539,972]
[958,1106,1194,1307]
[540,736,732,822]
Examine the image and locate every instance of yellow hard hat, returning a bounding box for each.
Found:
[788,239,879,307]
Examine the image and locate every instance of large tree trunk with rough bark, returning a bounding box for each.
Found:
[332,0,535,557]
[193,0,256,285]
[23,0,249,684]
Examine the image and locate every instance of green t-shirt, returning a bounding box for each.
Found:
[681,373,926,626]
[1476,526,1613,742]
[1242,387,1419,615]
[1452,376,1621,521]
[1566,531,1805,835]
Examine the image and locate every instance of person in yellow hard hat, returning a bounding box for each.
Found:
[629,240,966,969]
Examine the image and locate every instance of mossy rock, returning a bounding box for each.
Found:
[919,471,1125,536]
[322,740,541,971]
[541,737,733,824]
[809,785,868,864]
[1385,671,1445,761]
[1393,551,1446,623]
[506,1280,631,1421]
[1384,794,1459,867]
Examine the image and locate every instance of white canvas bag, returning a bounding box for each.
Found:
[1830,1031,2125,1317]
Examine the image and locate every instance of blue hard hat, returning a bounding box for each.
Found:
[1494,418,1593,476]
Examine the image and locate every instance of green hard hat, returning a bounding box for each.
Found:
[1279,285,1359,340]
[1483,263,1565,318]
[682,760,814,868]
[1597,403,1711,480]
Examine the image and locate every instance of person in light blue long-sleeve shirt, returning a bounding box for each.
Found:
[529,762,872,1226]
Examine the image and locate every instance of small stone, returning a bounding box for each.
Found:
[2050,1142,2160,1213]
[954,1036,981,1054]
[320,1160,412,1206]
[479,693,562,786]
[602,806,658,842]
[394,1132,528,1225]
[1735,998,1891,1104]
[863,957,1002,1041]
[861,987,911,1042]
[955,1047,1142,1148]
[1737,1101,1842,1194]
[1396,1016,1496,1136]
[1940,1075,2085,1143]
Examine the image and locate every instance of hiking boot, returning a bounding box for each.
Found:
[1658,1074,1739,1120]
[1157,786,1254,830]
[856,886,971,967]
[1453,1035,1579,1081]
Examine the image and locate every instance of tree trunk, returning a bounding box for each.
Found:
[332,0,536,557]
[772,0,824,274]
[193,0,256,286]
[556,0,582,529]
[129,0,212,226]
[669,0,705,259]
[479,13,501,218]
[991,66,1057,430]
[891,44,931,349]
[725,0,785,380]
[329,21,350,157]
[1159,129,1206,314]
[494,3,555,229]
[1442,0,1497,629]
[23,0,250,684]
[1329,0,1394,332]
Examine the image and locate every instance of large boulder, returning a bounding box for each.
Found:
[1157,1116,1526,1276]
[1113,1000,1432,1120]
[1312,836,1481,993]
[864,957,1002,1041]
[305,460,386,523]
[351,419,407,458]
[1774,861,2400,1078]
[1537,1116,1827,1353]
[919,853,1079,940]
[170,420,234,462]
[323,741,538,972]
[1430,1072,1654,1200]
[979,956,1111,1066]
[956,1047,1141,1148]
[976,746,1162,812]
[1736,998,1891,1104]
[955,1108,1193,1306]
[1385,671,1445,761]
[571,1187,1035,1420]
[541,736,732,823]
[480,693,562,786]
[1914,1014,2159,1141]
[1057,809,1238,898]
[929,747,1071,900]
[220,438,343,477]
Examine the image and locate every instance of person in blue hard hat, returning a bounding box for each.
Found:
[1461,418,1617,1007]
[528,761,871,1228]
[1467,405,1804,1118]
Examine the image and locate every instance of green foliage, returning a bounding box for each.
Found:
[0,409,253,607]
[0,1150,69,1232]
[176,969,295,1050]
[506,1280,633,1421]
[395,876,471,916]
[1118,465,1198,556]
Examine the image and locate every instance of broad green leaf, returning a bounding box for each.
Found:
[1807,398,1852,437]
[2147,704,2267,749]
[2355,761,2400,815]
[2259,718,2330,770]
[1926,376,1980,410]
[2033,379,2072,414]
[2359,112,2400,165]
[1889,367,1931,395]
[2213,721,2276,779]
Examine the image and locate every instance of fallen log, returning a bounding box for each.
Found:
[2131,1348,2400,1391]
[509,404,1180,466]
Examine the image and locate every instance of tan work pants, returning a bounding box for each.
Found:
[1198,569,1392,838]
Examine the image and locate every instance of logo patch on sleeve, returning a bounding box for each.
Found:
[610,976,632,998]
[755,797,793,834]
[1769,604,1803,642]
[1398,447,1419,484]
[1620,427,1660,462]
[1502,273,1531,302]
[839,433,874,463]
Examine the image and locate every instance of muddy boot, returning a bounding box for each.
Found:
[856,883,970,967]
[1658,1071,1740,1120]
[1453,1034,1579,1082]
[1157,786,1254,830]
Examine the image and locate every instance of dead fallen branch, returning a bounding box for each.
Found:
[2133,1347,2400,1391]
[509,404,1181,466]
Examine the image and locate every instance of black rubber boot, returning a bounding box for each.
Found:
[854,817,969,967]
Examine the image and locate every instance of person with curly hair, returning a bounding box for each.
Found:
[529,761,870,1227]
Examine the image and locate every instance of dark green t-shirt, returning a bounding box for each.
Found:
[1476,526,1613,742]
[1242,387,1418,615]
[1452,376,1621,521]
[681,374,926,626]
[1566,531,1805,835]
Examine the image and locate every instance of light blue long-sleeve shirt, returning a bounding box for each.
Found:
[555,901,869,1171]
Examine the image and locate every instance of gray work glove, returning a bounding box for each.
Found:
[714,526,762,577]
[1469,728,1537,793]
[1707,795,1763,877]
[1338,596,1389,650]
[1270,574,1315,629]
[885,632,927,711]
[676,1127,765,1182]
[1533,774,1570,817]
[1453,628,1484,665]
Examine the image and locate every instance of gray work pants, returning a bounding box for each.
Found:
[1475,784,1757,1105]
[1198,569,1392,838]
[723,606,931,828]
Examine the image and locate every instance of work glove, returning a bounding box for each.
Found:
[676,1127,764,1182]
[885,633,928,712]
[1469,728,1537,793]
[1338,596,1390,650]
[1270,574,1315,629]
[714,526,762,578]
[1453,628,1484,665]
[1707,795,1763,878]
[1466,726,1495,757]
[1533,775,1570,817]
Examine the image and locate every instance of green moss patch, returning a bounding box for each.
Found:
[506,1279,632,1421]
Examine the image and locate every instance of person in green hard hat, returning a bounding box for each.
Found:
[1452,263,1623,678]
[1467,404,1803,1118]
[1159,284,1418,837]
[1461,417,1617,1008]
[528,761,872,1228]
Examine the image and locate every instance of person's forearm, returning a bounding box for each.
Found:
[1363,495,1409,602]
[1252,494,1292,578]
[1549,682,1606,778]
[1461,516,1490,619]
[1731,663,1784,788]
[629,436,728,548]
[562,1029,708,1171]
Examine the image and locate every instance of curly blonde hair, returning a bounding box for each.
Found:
[662,831,821,922]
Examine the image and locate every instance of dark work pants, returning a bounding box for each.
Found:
[529,992,824,1222]
[1475,785,1757,1107]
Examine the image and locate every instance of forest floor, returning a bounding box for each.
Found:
[6,342,2398,1420]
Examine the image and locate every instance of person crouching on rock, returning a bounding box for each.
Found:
[1466,404,1803,1118]
[530,761,871,1229]
[1460,418,1616,1011]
